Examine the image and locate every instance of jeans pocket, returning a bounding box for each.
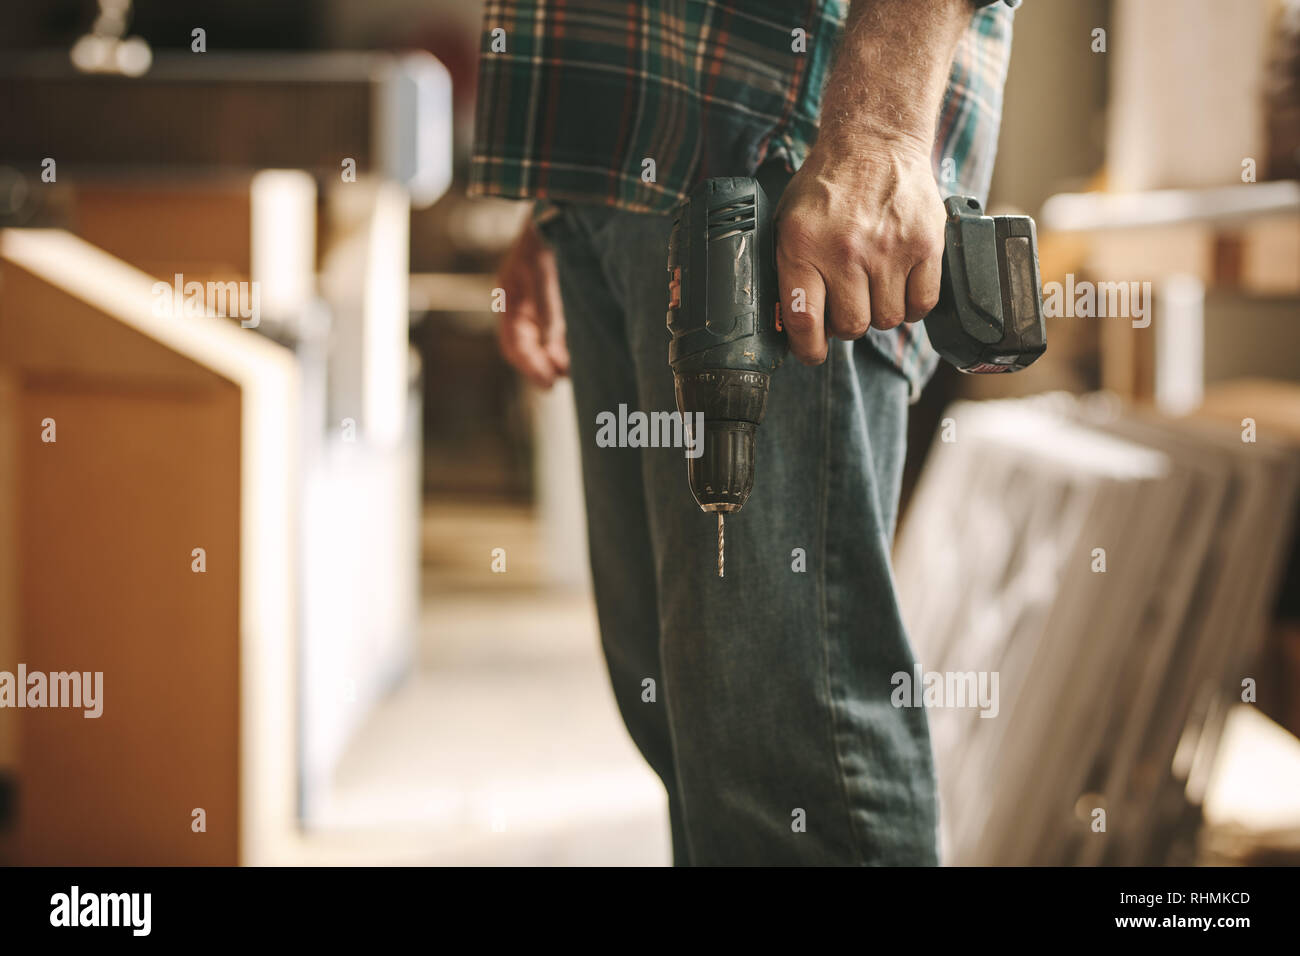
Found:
[534,200,577,247]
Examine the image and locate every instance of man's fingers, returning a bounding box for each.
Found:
[498,311,559,388]
[535,252,571,375]
[905,253,942,322]
[778,261,828,365]
[495,219,570,389]
[545,329,570,377]
[825,273,872,341]
[868,267,909,331]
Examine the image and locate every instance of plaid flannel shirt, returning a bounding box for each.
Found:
[470,0,1018,400]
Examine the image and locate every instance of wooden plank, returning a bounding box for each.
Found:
[895,393,1300,864]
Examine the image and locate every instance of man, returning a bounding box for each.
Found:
[471,0,1017,865]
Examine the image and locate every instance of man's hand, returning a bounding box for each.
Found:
[775,0,972,366]
[777,140,945,364]
[496,217,570,388]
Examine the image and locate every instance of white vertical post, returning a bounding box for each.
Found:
[1154,273,1205,415]
[533,381,592,591]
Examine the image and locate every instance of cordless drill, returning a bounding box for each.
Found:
[666,174,1046,576]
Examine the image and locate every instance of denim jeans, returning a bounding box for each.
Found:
[539,201,939,866]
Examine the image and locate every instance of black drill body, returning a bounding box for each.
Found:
[666,175,1046,525]
[666,177,784,513]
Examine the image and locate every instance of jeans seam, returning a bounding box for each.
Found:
[603,210,696,865]
[816,343,866,865]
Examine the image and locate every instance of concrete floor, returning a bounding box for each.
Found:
[290,500,1300,866]
[306,501,670,865]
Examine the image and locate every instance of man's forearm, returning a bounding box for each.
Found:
[775,0,980,358]
[815,0,972,161]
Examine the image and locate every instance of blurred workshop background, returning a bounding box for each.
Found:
[0,0,1297,865]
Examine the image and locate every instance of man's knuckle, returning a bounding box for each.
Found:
[834,319,870,339]
[828,230,864,264]
[784,310,820,335]
[911,288,940,312]
[918,235,944,261]
[909,298,938,319]
[873,229,902,256]
[779,215,819,251]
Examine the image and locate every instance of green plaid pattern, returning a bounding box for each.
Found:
[470,0,1018,399]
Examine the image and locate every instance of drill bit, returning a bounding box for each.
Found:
[717,513,724,578]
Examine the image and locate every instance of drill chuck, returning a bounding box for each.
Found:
[675,369,765,511]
